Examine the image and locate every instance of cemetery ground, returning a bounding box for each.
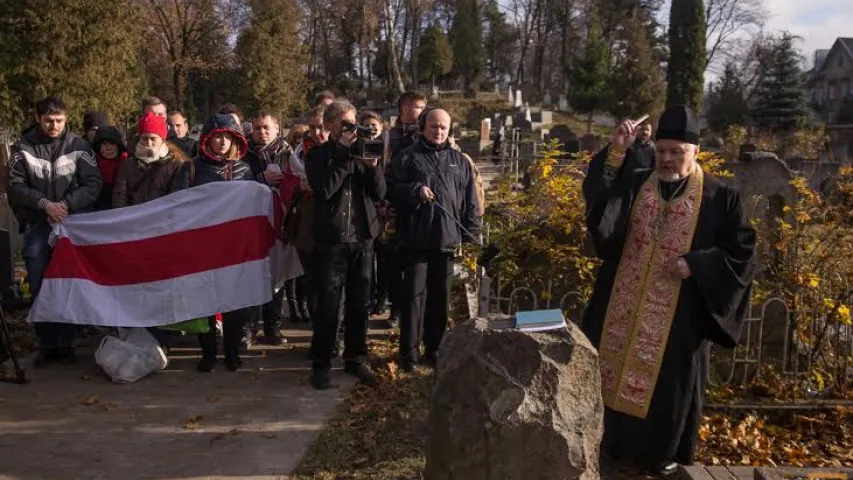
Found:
[2,308,850,479]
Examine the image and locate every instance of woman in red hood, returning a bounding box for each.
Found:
[171,114,255,373]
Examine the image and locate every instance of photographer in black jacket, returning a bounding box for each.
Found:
[306,100,386,390]
[387,108,480,372]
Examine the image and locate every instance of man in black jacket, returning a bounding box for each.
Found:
[382,91,427,328]
[387,90,427,162]
[168,110,199,158]
[387,108,480,372]
[633,121,655,170]
[6,96,103,367]
[243,110,292,345]
[306,100,386,389]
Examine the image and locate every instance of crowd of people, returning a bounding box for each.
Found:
[6,90,483,389]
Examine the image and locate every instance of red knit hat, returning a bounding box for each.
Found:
[137,112,167,140]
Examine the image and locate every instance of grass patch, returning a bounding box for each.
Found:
[293,333,431,480]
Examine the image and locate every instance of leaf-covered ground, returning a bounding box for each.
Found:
[6,312,850,477]
[295,334,852,479]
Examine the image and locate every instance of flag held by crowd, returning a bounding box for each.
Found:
[28,182,287,327]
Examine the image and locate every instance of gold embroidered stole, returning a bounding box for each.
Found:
[598,166,704,419]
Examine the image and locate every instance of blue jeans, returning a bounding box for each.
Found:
[23,221,74,353]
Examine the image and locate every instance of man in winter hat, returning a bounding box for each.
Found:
[112,112,187,208]
[83,111,108,145]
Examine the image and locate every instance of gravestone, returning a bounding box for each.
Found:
[508,89,514,106]
[426,317,603,480]
[515,89,523,108]
[548,124,581,154]
[524,105,532,123]
[480,119,492,142]
[580,133,600,152]
[480,119,492,152]
[432,85,440,99]
[558,94,569,111]
[739,143,758,162]
[543,91,552,105]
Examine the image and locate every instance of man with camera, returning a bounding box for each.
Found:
[387,108,480,372]
[306,100,386,390]
[388,90,427,160]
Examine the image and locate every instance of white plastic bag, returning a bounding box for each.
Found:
[95,328,168,384]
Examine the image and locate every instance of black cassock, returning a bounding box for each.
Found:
[581,146,756,467]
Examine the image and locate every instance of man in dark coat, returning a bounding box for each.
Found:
[632,120,655,170]
[168,110,199,158]
[306,100,386,390]
[242,110,293,345]
[6,96,103,367]
[382,90,428,328]
[387,108,480,372]
[581,105,756,475]
[387,90,427,159]
[82,111,108,145]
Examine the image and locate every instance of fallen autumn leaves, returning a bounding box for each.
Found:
[696,408,853,468]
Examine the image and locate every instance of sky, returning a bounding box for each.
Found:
[657,0,851,69]
[764,0,852,68]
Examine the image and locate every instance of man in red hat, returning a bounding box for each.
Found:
[112,112,186,208]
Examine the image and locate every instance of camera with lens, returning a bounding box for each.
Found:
[342,120,384,161]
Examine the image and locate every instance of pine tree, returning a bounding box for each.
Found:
[235,0,308,118]
[706,63,751,134]
[752,34,809,131]
[418,25,454,91]
[606,16,666,123]
[568,8,609,132]
[0,0,144,131]
[666,0,706,112]
[449,0,485,96]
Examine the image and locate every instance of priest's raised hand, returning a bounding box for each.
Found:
[610,119,640,152]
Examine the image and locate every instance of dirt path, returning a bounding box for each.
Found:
[0,325,354,480]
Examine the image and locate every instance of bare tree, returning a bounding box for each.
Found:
[705,0,767,72]
[142,0,234,110]
[383,0,406,93]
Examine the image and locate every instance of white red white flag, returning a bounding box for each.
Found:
[28,181,291,327]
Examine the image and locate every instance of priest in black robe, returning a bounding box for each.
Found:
[581,105,756,475]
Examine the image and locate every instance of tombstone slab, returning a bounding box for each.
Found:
[580,133,599,152]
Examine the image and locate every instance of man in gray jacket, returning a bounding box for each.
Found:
[6,96,102,367]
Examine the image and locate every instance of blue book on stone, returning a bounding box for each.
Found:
[514,309,567,332]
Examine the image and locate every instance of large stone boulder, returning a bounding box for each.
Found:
[426,316,603,480]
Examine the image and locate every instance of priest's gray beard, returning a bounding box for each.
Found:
[135,142,170,164]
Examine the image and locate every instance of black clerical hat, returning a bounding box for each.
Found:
[655,105,700,145]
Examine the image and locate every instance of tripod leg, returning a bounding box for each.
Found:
[0,306,27,384]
